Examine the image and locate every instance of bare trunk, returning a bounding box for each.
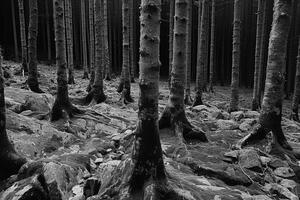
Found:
[168,0,175,88]
[129,0,135,83]
[81,0,89,79]
[208,0,215,92]
[45,0,52,62]
[87,0,95,89]
[11,0,19,61]
[103,0,110,81]
[18,0,28,72]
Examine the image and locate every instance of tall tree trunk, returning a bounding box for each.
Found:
[45,0,52,63]
[27,0,43,93]
[290,37,300,121]
[184,0,193,105]
[84,0,106,105]
[229,0,241,112]
[118,0,134,104]
[87,0,95,90]
[103,0,110,81]
[208,0,215,92]
[18,0,28,73]
[203,3,209,91]
[11,0,19,61]
[168,0,175,88]
[129,0,166,195]
[252,0,263,111]
[106,0,113,80]
[237,0,293,152]
[0,49,26,181]
[81,0,89,79]
[193,0,209,107]
[66,0,75,84]
[129,0,135,83]
[160,0,207,142]
[51,0,82,121]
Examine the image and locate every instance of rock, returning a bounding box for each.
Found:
[244,111,260,119]
[231,111,245,121]
[269,158,289,169]
[97,160,121,187]
[279,179,297,191]
[22,93,55,113]
[264,183,299,200]
[224,150,239,160]
[83,177,101,198]
[274,167,295,178]
[216,120,239,130]
[260,156,271,166]
[239,149,262,172]
[95,158,103,164]
[239,119,257,132]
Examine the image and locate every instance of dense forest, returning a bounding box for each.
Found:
[0,0,300,199]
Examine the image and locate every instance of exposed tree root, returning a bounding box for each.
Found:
[184,94,193,106]
[50,101,84,121]
[84,87,106,106]
[27,79,44,94]
[159,107,208,143]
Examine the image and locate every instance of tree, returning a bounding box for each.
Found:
[229,0,241,112]
[65,0,75,84]
[18,0,27,73]
[184,0,193,105]
[290,37,300,121]
[252,0,263,111]
[168,0,175,88]
[129,0,136,83]
[11,0,18,61]
[81,0,89,79]
[193,0,209,107]
[0,48,26,181]
[87,0,95,90]
[84,0,106,105]
[45,0,52,63]
[237,0,295,154]
[160,0,207,142]
[208,0,216,92]
[27,0,43,93]
[103,0,110,81]
[51,0,82,121]
[117,0,134,104]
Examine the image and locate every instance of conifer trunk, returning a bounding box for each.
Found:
[45,0,52,63]
[51,0,82,121]
[27,0,43,93]
[208,0,215,92]
[103,0,110,81]
[87,0,95,89]
[129,0,135,83]
[291,37,300,121]
[11,0,18,61]
[252,0,263,111]
[18,0,28,72]
[168,0,175,88]
[229,0,241,112]
[81,0,89,79]
[193,0,209,107]
[66,0,75,84]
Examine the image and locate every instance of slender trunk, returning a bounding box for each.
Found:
[129,0,135,82]
[103,0,110,81]
[66,0,75,84]
[193,0,209,106]
[252,0,263,111]
[291,36,300,121]
[27,0,43,93]
[184,0,193,105]
[45,0,52,62]
[168,0,175,88]
[208,0,215,92]
[18,0,28,72]
[11,0,19,61]
[106,0,113,80]
[81,0,89,79]
[87,0,95,89]
[203,3,209,90]
[0,49,26,181]
[229,0,241,112]
[51,0,81,121]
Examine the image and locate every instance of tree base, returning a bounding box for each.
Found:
[50,101,84,121]
[290,109,299,122]
[251,99,260,111]
[184,94,193,106]
[120,88,134,105]
[82,72,89,79]
[104,75,111,81]
[68,77,75,85]
[117,81,124,93]
[27,79,44,94]
[192,94,203,107]
[131,77,135,83]
[208,84,214,93]
[85,87,106,106]
[159,106,208,142]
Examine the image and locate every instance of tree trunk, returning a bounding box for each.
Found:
[168,0,175,88]
[237,0,293,152]
[160,0,207,143]
[27,0,43,93]
[103,0,110,81]
[18,0,28,73]
[290,37,300,121]
[65,0,75,84]
[45,0,52,63]
[118,0,134,104]
[184,0,193,105]
[51,0,82,121]
[11,0,19,61]
[252,0,263,111]
[87,0,95,90]
[129,0,166,195]
[229,0,241,112]
[84,0,106,105]
[81,0,89,79]
[208,0,215,92]
[0,49,26,181]
[193,0,209,107]
[129,0,135,83]
[105,0,113,81]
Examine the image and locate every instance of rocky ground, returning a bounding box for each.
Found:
[0,61,300,200]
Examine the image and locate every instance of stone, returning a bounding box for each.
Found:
[244,111,260,119]
[22,93,55,113]
[260,156,271,166]
[95,158,104,164]
[269,158,289,169]
[279,179,297,191]
[264,183,299,200]
[224,150,239,159]
[216,120,239,130]
[239,119,257,132]
[239,149,262,172]
[274,167,295,178]
[231,111,245,121]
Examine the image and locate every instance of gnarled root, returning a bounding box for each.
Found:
[50,100,84,121]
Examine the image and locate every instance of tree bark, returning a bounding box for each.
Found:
[0,49,26,181]
[168,0,175,88]
[229,0,241,112]
[105,0,113,81]
[11,0,19,62]
[193,0,209,107]
[27,0,43,93]
[18,0,28,72]
[129,0,135,83]
[51,0,82,121]
[87,0,95,90]
[252,0,263,111]
[81,0,89,79]
[103,0,110,81]
[208,0,215,92]
[45,0,52,63]
[160,0,207,143]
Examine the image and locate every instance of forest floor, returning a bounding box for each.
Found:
[1,61,300,200]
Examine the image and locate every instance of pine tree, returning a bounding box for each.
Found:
[27,0,43,93]
[229,0,241,112]
[87,0,95,90]
[168,0,175,88]
[208,0,216,92]
[11,0,18,61]
[66,0,75,84]
[160,0,207,142]
[0,48,26,181]
[18,0,28,73]
[81,0,89,79]
[45,0,52,63]
[51,0,82,121]
[129,0,135,83]
[103,0,110,81]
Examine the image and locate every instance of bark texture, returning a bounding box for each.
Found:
[208,0,216,92]
[81,0,89,79]
[45,0,52,62]
[168,0,175,88]
[18,0,28,73]
[103,0,110,81]
[27,0,43,93]
[11,0,18,61]
[87,0,95,89]
[229,0,241,112]
[66,0,75,84]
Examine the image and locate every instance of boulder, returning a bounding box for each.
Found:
[216,120,239,130]
[230,111,245,121]
[274,167,295,178]
[264,183,299,200]
[244,111,260,119]
[239,149,262,172]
